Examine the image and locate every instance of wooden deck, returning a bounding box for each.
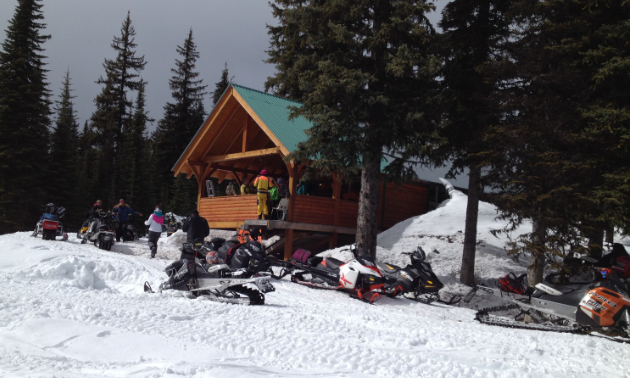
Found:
[200,194,360,230]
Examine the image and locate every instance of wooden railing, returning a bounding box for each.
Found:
[199,195,258,224]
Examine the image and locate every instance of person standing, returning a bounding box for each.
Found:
[112,199,141,242]
[181,209,210,259]
[240,178,252,195]
[277,178,291,199]
[145,205,164,258]
[253,170,273,220]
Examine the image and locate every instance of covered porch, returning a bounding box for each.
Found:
[173,84,429,259]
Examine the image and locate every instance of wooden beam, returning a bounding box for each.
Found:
[213,164,283,178]
[231,172,242,186]
[200,103,241,159]
[232,89,290,156]
[173,88,233,176]
[204,147,281,164]
[242,116,248,152]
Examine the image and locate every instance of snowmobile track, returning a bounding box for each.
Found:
[476,304,630,344]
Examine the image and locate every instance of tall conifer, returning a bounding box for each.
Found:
[436,0,511,286]
[266,0,439,257]
[49,71,79,227]
[155,29,206,209]
[0,0,51,232]
[212,63,231,106]
[90,12,146,205]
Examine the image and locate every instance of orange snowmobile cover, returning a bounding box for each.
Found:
[579,287,630,327]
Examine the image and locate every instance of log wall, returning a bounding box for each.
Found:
[199,195,258,223]
[381,183,428,229]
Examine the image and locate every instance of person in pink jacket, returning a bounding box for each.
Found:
[145,205,164,258]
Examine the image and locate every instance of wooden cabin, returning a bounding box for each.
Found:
[172,84,430,259]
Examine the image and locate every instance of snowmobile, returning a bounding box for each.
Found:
[117,213,139,242]
[377,247,457,304]
[466,268,630,343]
[80,209,116,251]
[165,213,180,237]
[144,239,275,305]
[277,246,386,303]
[32,203,68,241]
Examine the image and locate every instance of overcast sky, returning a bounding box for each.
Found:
[0,1,446,132]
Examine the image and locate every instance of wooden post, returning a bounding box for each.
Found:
[242,116,248,152]
[284,161,298,260]
[330,173,343,249]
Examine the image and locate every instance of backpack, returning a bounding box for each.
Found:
[291,249,311,264]
[497,273,529,295]
[269,185,279,201]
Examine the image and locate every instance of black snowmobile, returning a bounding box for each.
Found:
[118,213,139,242]
[144,239,275,305]
[377,247,457,304]
[80,209,116,251]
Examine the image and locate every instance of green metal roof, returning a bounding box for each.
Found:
[232,84,311,153]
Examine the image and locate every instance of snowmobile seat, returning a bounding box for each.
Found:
[536,289,588,306]
[532,284,589,306]
[376,261,401,274]
[532,283,582,298]
[321,258,345,271]
[306,256,324,267]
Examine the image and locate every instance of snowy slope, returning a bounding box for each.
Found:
[1,230,629,377]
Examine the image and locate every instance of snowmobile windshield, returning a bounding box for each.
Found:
[356,256,377,267]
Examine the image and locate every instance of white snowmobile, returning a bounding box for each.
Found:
[144,240,275,305]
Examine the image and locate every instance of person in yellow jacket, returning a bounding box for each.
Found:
[253,170,274,219]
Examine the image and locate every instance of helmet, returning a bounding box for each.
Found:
[260,170,267,175]
[206,251,221,265]
[248,227,261,239]
[45,203,55,214]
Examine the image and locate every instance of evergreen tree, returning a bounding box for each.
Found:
[0,0,51,233]
[49,70,79,227]
[482,0,630,285]
[120,81,153,214]
[436,0,512,286]
[155,29,206,208]
[91,11,146,205]
[212,63,231,106]
[266,0,440,257]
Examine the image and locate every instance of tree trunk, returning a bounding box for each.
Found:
[528,216,547,287]
[605,225,614,245]
[460,164,481,286]
[356,151,381,258]
[588,227,605,260]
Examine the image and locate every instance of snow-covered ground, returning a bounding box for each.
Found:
[1,184,630,377]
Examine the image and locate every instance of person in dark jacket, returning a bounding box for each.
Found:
[112,199,141,242]
[180,209,210,259]
[88,200,103,220]
[182,209,209,242]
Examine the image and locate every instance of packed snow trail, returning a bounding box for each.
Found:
[0,233,629,377]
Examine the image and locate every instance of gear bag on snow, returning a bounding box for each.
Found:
[292,249,311,264]
[497,272,530,295]
[230,241,269,273]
